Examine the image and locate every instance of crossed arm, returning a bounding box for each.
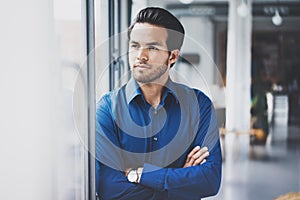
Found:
[124,146,209,181]
[96,141,221,200]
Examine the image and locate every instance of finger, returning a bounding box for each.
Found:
[198,146,208,156]
[186,146,207,167]
[184,150,198,168]
[188,149,206,166]
[192,151,210,166]
[187,156,196,166]
[191,146,209,160]
[185,152,198,167]
[183,157,195,168]
[184,154,208,168]
[186,146,200,163]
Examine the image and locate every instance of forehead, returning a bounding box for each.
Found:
[130,23,168,45]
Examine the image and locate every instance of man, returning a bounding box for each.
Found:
[96,7,222,200]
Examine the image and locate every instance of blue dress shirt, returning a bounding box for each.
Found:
[96,77,222,200]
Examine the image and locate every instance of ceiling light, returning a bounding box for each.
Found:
[272,9,282,26]
[179,0,194,4]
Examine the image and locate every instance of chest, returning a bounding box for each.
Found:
[113,101,200,168]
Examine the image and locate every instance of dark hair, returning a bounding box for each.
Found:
[128,7,185,52]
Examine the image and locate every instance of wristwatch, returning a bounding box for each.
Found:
[127,169,139,183]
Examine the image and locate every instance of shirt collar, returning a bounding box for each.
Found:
[125,78,142,105]
[125,77,179,105]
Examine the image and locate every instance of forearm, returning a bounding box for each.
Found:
[164,160,221,199]
[139,142,222,199]
[97,163,156,200]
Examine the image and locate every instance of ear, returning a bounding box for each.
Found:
[168,49,179,66]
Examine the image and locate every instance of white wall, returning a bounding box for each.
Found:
[180,17,215,86]
[172,16,225,108]
[1,0,60,199]
[0,0,86,199]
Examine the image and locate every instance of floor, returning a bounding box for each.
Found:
[206,123,300,200]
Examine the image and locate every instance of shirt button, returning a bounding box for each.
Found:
[154,110,158,114]
[153,137,158,141]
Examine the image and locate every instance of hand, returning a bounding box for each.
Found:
[183,146,209,168]
[136,167,143,183]
[124,168,132,177]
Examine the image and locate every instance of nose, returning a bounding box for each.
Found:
[137,48,149,62]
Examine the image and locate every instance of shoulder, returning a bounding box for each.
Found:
[193,88,212,106]
[173,82,212,106]
[96,85,127,111]
[96,92,112,109]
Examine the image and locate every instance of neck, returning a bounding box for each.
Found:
[137,78,168,109]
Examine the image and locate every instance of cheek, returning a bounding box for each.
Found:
[128,51,137,65]
[150,53,169,64]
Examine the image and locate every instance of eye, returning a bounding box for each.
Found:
[130,44,138,49]
[148,46,159,51]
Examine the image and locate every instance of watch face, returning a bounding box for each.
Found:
[128,170,137,182]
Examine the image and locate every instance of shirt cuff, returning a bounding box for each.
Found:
[139,163,167,191]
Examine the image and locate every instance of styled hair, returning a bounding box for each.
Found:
[128,7,185,52]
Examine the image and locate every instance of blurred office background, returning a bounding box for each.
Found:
[0,0,299,199]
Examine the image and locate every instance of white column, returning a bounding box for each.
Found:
[226,0,252,131]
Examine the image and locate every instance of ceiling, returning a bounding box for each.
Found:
[158,0,300,3]
[147,0,300,18]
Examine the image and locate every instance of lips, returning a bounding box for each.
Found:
[134,64,150,69]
